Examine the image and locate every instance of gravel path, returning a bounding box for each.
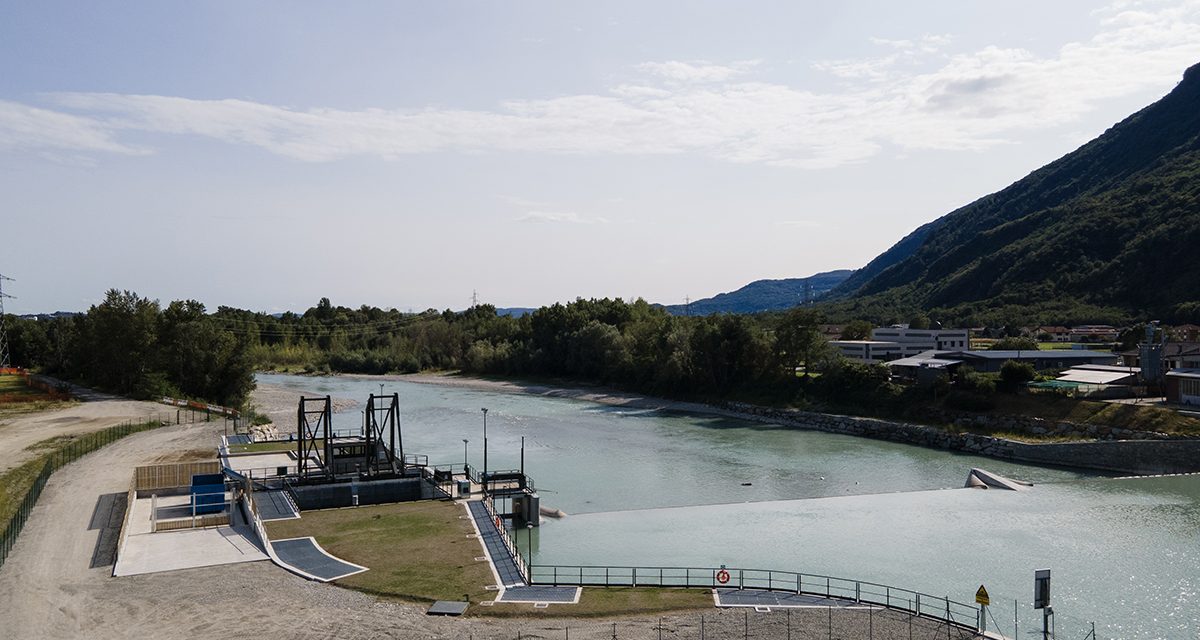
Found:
[0,391,172,474]
[0,380,980,639]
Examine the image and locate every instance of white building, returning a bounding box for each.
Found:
[829,327,970,364]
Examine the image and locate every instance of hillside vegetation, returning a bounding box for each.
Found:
[828,62,1200,326]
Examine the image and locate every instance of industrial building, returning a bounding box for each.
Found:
[830,326,969,364]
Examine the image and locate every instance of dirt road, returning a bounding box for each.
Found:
[0,391,174,474]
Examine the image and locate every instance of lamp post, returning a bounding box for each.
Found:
[526,522,534,575]
[481,408,489,487]
[462,438,469,468]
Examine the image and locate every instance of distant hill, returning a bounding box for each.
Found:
[662,270,855,315]
[828,62,1200,325]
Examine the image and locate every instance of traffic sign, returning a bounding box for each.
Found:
[975,585,990,606]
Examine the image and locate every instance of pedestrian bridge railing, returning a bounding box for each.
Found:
[528,565,980,630]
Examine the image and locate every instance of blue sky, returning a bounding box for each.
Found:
[3,1,1200,314]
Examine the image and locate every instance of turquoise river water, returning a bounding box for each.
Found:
[259,374,1200,639]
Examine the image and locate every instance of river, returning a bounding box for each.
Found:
[258,373,1200,639]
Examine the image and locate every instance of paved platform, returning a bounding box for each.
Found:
[498,585,581,604]
[715,589,871,609]
[253,489,299,521]
[272,536,367,582]
[466,500,526,587]
[427,601,470,616]
[114,497,268,577]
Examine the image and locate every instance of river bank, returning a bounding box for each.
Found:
[355,372,1200,476]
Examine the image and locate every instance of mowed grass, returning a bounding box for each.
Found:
[486,587,713,618]
[263,500,716,617]
[265,501,495,605]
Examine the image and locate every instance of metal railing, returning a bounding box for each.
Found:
[482,495,529,582]
[528,565,980,630]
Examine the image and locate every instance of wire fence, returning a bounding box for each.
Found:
[0,417,171,571]
[462,608,982,640]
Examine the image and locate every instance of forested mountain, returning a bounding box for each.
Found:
[662,269,854,315]
[829,62,1200,325]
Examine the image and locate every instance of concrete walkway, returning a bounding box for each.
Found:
[114,496,267,577]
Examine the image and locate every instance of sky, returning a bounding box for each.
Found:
[3,1,1200,315]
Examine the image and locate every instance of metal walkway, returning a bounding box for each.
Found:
[467,500,526,587]
[271,537,367,582]
[465,501,580,603]
[253,489,299,521]
[498,585,580,603]
[716,589,872,609]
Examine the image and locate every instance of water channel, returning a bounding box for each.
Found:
[259,373,1200,639]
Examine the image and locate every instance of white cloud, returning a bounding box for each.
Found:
[517,211,608,224]
[3,1,1199,169]
[0,100,146,155]
[636,60,760,83]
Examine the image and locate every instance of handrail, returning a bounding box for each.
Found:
[482,495,529,583]
[528,564,980,630]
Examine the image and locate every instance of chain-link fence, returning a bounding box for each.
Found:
[0,417,173,570]
[462,608,980,640]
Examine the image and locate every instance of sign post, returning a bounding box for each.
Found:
[1034,569,1052,640]
[975,585,990,634]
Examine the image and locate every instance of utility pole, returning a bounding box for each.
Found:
[0,274,14,368]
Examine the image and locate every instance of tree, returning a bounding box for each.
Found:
[907,315,931,330]
[83,289,161,396]
[999,360,1036,392]
[990,336,1039,351]
[775,308,829,378]
[840,320,873,340]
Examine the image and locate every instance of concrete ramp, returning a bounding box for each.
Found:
[271,537,368,582]
[965,468,1032,491]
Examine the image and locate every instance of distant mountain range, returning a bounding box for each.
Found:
[660,269,855,316]
[828,61,1200,325]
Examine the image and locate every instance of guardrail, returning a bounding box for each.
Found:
[482,495,529,582]
[528,565,980,630]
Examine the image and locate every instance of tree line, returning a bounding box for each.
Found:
[6,289,254,406]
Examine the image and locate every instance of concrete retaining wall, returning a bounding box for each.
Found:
[722,403,1200,475]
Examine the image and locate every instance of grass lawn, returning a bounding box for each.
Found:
[265,501,495,606]
[263,500,717,617]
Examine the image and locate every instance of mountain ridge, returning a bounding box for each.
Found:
[826,61,1200,325]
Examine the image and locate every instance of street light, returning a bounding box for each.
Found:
[525,522,534,573]
[462,438,469,468]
